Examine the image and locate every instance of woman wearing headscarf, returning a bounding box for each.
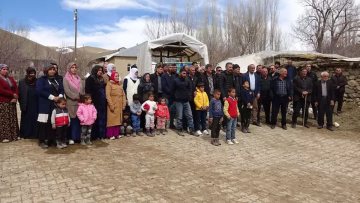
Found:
[63,62,84,144]
[0,64,19,143]
[50,62,63,82]
[103,63,116,84]
[123,66,140,105]
[105,72,126,139]
[18,67,39,139]
[85,65,107,139]
[37,64,64,148]
[137,73,154,132]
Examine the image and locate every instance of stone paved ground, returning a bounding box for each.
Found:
[1,125,360,203]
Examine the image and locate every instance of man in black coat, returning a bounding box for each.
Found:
[306,63,319,120]
[214,66,222,89]
[258,67,272,124]
[150,64,163,101]
[233,64,243,111]
[183,66,198,131]
[291,68,313,128]
[331,68,347,114]
[200,64,216,101]
[314,72,335,131]
[270,68,293,130]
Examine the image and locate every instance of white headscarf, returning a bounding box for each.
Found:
[107,63,115,76]
[127,68,138,81]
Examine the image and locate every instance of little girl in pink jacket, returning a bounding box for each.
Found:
[77,94,97,145]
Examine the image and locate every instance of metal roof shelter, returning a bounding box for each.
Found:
[137,33,209,74]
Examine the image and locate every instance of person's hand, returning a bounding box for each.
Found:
[256,94,260,99]
[13,94,18,99]
[330,100,334,106]
[302,91,308,95]
[209,118,213,124]
[193,91,197,97]
[123,107,125,110]
[220,118,223,122]
[137,112,141,116]
[54,97,59,102]
[223,97,227,101]
[124,123,127,127]
[206,106,209,110]
[315,102,318,107]
[337,86,340,89]
[52,126,56,129]
[153,107,157,110]
[76,97,80,101]
[144,109,148,112]
[10,99,17,103]
[110,106,115,112]
[288,97,292,101]
[227,117,231,120]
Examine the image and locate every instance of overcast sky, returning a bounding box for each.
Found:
[1,0,359,51]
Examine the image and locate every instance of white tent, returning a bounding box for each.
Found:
[137,33,209,74]
[217,54,262,73]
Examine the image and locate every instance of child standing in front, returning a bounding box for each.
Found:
[141,92,157,137]
[121,112,133,137]
[194,82,209,136]
[77,94,97,145]
[130,94,142,136]
[240,81,254,133]
[223,88,240,145]
[51,98,71,149]
[209,89,223,146]
[155,97,169,135]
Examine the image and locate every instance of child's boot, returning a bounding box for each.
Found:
[80,136,86,145]
[211,138,216,146]
[216,138,221,146]
[56,140,63,149]
[246,124,251,133]
[146,129,153,137]
[62,139,67,148]
[161,129,166,135]
[156,129,160,135]
[85,136,92,145]
[131,131,136,137]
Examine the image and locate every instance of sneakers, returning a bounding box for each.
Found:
[177,130,185,136]
[2,139,9,143]
[156,130,160,135]
[136,131,143,136]
[291,123,296,128]
[131,132,136,137]
[39,142,48,149]
[211,138,221,146]
[80,138,86,145]
[216,139,221,145]
[109,136,115,140]
[202,130,209,135]
[85,137,92,145]
[195,130,202,136]
[232,139,239,144]
[226,140,234,145]
[62,140,68,148]
[189,129,195,136]
[246,127,251,133]
[161,130,166,135]
[241,127,248,133]
[69,140,75,145]
[147,132,154,137]
[56,141,64,149]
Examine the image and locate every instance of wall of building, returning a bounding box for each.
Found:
[108,57,137,80]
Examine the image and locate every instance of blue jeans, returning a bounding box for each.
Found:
[174,102,194,130]
[195,110,207,131]
[166,98,175,126]
[131,114,140,131]
[226,117,237,140]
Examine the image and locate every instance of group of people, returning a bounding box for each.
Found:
[0,59,346,147]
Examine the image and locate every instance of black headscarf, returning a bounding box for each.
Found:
[25,67,37,87]
[43,64,59,90]
[139,73,154,93]
[91,65,104,84]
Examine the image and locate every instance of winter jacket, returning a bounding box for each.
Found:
[130,101,142,115]
[331,74,347,93]
[137,74,154,103]
[293,76,313,102]
[223,97,239,119]
[51,106,70,127]
[185,75,198,101]
[161,72,176,99]
[209,98,224,118]
[141,100,157,115]
[314,80,335,104]
[199,72,216,97]
[170,76,189,103]
[234,74,242,99]
[270,77,293,98]
[259,76,271,97]
[286,65,297,81]
[122,116,132,126]
[242,72,260,96]
[150,73,162,100]
[155,104,170,119]
[77,103,97,126]
[0,76,18,102]
[240,88,255,106]
[217,71,235,99]
[194,88,209,110]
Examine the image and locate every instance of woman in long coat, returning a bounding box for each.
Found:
[37,64,64,148]
[0,64,19,143]
[85,65,107,139]
[106,72,126,139]
[18,67,39,139]
[63,62,84,144]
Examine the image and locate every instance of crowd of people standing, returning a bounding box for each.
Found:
[0,59,346,147]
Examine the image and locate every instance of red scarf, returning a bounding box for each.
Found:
[110,72,119,83]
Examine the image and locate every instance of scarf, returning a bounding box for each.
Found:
[0,64,13,88]
[64,62,81,93]
[139,73,153,92]
[25,67,37,87]
[110,72,120,84]
[127,67,138,81]
[91,65,104,84]
[107,63,115,76]
[43,64,59,90]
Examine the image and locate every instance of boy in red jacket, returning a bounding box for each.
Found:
[51,98,71,149]
[223,88,240,145]
[155,97,170,135]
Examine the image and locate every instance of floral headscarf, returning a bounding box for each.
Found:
[0,64,13,88]
[64,62,81,93]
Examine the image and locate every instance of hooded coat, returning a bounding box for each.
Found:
[105,80,126,127]
[137,73,154,103]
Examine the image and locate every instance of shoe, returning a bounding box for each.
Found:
[116,136,122,139]
[189,130,195,136]
[327,127,334,131]
[271,125,275,129]
[222,126,227,132]
[216,139,221,146]
[2,139,10,143]
[56,141,63,149]
[202,130,209,135]
[282,125,287,130]
[232,139,239,144]
[226,140,234,145]
[131,132,136,137]
[69,140,75,145]
[304,124,310,128]
[80,138,86,145]
[195,130,202,136]
[125,134,131,137]
[110,136,115,140]
[291,123,296,128]
[62,141,67,148]
[164,129,168,133]
[161,130,166,135]
[246,127,251,133]
[252,122,261,127]
[156,130,160,135]
[318,126,323,129]
[147,131,154,137]
[336,111,341,116]
[170,124,176,129]
[211,139,216,146]
[40,142,48,149]
[85,137,92,145]
[266,120,271,125]
[241,127,247,133]
[136,132,143,136]
[177,130,185,136]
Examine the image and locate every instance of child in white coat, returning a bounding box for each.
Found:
[141,92,157,137]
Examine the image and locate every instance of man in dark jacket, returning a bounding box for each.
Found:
[200,64,216,101]
[286,59,297,82]
[306,63,318,120]
[270,68,293,130]
[291,68,313,128]
[214,66,222,89]
[242,64,261,126]
[161,65,177,128]
[150,65,163,101]
[255,65,262,76]
[258,67,272,124]
[233,64,242,111]
[268,65,278,80]
[331,68,347,114]
[184,66,198,130]
[314,72,335,131]
[171,69,195,136]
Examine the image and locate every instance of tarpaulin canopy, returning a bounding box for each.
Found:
[137,33,209,74]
